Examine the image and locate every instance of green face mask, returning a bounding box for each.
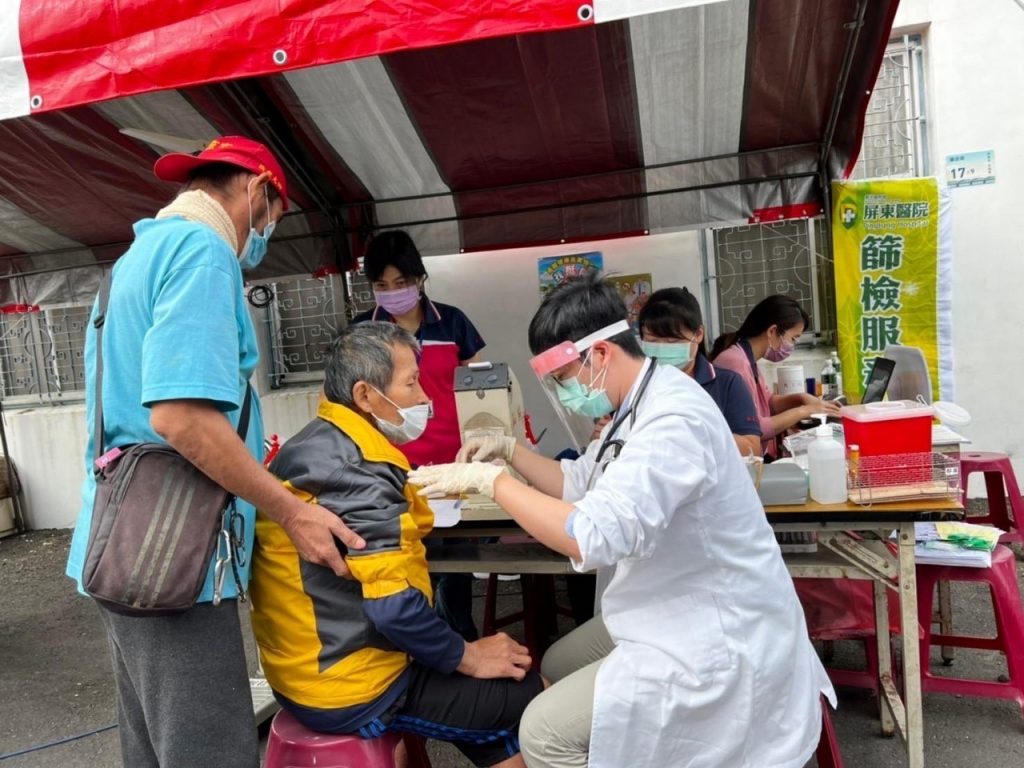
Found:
[555,351,614,419]
[641,340,693,369]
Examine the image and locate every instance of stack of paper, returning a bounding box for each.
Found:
[912,521,1002,568]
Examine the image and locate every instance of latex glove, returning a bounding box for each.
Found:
[409,462,508,499]
[456,435,517,463]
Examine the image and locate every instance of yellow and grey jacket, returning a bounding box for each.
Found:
[250,401,464,719]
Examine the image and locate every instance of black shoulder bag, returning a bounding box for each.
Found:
[82,275,251,615]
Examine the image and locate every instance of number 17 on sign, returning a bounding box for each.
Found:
[945,150,995,188]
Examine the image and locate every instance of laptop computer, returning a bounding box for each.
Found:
[861,357,895,404]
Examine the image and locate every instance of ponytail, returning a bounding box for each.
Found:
[710,332,739,361]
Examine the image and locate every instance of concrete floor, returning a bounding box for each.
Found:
[1,527,1022,768]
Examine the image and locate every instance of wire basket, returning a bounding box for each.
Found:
[848,451,961,504]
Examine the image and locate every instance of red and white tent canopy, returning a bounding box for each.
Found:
[0,0,898,304]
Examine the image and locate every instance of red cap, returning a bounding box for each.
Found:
[153,136,289,210]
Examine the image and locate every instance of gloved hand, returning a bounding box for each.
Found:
[408,462,508,499]
[456,435,517,464]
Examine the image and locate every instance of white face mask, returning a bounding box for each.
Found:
[370,387,431,445]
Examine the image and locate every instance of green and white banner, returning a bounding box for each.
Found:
[832,177,953,402]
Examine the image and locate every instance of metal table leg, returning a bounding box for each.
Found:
[874,579,896,736]
[938,580,955,664]
[897,523,925,768]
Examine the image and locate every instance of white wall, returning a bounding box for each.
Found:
[4,403,89,530]
[424,231,702,456]
[892,1,1024,490]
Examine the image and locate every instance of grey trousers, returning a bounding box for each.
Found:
[520,616,615,768]
[97,600,259,768]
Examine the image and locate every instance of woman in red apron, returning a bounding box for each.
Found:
[352,231,485,639]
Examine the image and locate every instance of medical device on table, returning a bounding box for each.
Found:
[453,362,526,445]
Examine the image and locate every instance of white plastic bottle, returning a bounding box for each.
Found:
[808,417,847,504]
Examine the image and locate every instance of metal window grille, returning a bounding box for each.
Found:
[346,268,378,318]
[707,218,835,340]
[851,34,929,180]
[0,303,91,405]
[263,273,347,388]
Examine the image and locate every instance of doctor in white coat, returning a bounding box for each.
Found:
[409,273,834,768]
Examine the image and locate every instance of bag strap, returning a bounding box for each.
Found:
[237,383,253,440]
[92,274,254,470]
[92,275,112,469]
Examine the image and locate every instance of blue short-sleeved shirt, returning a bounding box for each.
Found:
[693,354,761,437]
[66,217,264,602]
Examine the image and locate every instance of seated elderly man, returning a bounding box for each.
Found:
[250,322,543,768]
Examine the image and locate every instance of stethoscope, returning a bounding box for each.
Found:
[587,360,658,488]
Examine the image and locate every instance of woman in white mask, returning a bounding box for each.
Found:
[638,287,761,457]
[710,294,838,459]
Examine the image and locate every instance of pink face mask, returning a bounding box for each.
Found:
[764,340,794,362]
[374,286,420,316]
[764,329,795,362]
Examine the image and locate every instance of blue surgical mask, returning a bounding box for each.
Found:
[238,183,275,270]
[556,353,614,418]
[642,340,693,369]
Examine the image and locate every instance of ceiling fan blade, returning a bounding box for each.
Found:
[119,128,208,154]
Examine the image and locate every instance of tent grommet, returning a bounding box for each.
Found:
[577,4,593,22]
[273,49,288,66]
[30,94,43,110]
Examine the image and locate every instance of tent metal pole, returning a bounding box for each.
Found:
[340,171,821,233]
[335,143,822,210]
[819,0,870,175]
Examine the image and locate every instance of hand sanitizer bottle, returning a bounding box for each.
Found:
[808,414,847,504]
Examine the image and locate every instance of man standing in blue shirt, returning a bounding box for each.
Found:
[66,137,364,768]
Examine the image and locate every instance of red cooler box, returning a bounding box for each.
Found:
[840,400,934,457]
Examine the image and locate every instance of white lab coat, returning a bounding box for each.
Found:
[562,360,835,768]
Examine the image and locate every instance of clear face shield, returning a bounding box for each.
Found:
[529,319,631,453]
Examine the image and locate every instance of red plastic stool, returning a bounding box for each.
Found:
[795,579,881,692]
[816,698,844,768]
[915,545,1024,719]
[264,709,431,768]
[959,452,1023,544]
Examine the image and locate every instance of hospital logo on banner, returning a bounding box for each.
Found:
[831,178,952,403]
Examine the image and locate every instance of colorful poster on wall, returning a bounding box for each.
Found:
[608,273,653,329]
[832,177,954,402]
[537,252,603,295]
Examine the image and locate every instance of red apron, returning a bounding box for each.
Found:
[400,340,462,467]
